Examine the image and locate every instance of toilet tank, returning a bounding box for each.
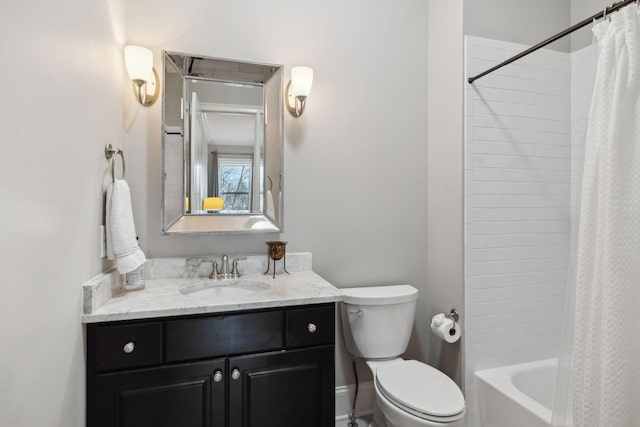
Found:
[341,285,418,360]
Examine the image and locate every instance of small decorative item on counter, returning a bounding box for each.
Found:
[264,241,289,278]
[125,263,145,291]
[124,236,145,291]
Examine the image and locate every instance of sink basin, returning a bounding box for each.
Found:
[179,278,272,299]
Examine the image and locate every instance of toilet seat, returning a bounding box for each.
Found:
[375,360,465,423]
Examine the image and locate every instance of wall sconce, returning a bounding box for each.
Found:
[124,45,159,106]
[285,66,313,117]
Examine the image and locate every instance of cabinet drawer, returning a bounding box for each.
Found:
[94,322,163,372]
[165,310,283,362]
[286,304,335,348]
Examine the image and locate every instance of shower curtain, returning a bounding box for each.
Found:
[553,4,640,426]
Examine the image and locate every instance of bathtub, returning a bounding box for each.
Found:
[475,358,564,427]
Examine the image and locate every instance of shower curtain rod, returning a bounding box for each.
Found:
[467,0,638,84]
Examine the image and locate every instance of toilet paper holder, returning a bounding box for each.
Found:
[445,308,459,323]
[431,309,462,343]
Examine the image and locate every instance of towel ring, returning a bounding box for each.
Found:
[105,144,125,182]
[266,176,273,191]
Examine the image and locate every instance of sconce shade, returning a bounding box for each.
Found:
[124,45,153,81]
[290,66,313,97]
[124,45,159,106]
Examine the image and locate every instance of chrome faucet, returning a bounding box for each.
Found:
[209,259,218,279]
[219,255,230,277]
[209,255,245,279]
[231,256,246,277]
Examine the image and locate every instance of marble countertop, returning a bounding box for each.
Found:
[82,255,342,323]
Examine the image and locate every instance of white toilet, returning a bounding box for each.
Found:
[341,285,466,427]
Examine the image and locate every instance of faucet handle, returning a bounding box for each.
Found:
[209,260,219,279]
[231,256,247,277]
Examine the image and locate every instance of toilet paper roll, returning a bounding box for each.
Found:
[430,313,462,343]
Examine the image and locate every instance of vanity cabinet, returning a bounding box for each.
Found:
[86,303,335,427]
[228,346,333,427]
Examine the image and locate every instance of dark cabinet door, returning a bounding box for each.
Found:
[228,346,334,427]
[91,359,226,427]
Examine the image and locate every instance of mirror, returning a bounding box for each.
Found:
[161,51,283,234]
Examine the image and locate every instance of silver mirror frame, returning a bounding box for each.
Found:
[161,51,284,235]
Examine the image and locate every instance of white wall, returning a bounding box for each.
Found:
[0,1,467,424]
[464,36,572,425]
[570,45,596,216]
[0,1,127,425]
[426,0,465,385]
[571,0,610,51]
[124,0,446,390]
[463,37,597,427]
[464,0,618,53]
[464,0,571,52]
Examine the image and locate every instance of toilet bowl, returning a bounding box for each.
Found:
[341,285,466,427]
[369,359,465,427]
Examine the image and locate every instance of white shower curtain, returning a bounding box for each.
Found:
[554,4,640,426]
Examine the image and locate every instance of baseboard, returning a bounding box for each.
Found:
[335,381,374,421]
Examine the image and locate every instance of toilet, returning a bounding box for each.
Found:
[341,285,466,427]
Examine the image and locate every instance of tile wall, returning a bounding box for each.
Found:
[570,45,595,223]
[464,36,572,425]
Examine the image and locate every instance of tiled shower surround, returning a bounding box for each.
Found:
[464,36,595,425]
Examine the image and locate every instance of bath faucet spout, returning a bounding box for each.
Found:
[220,255,230,277]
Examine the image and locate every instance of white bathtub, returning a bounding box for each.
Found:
[475,359,564,427]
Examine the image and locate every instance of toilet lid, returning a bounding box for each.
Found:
[376,360,465,419]
[341,285,418,305]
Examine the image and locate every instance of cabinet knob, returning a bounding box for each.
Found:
[307,323,317,333]
[231,368,241,380]
[213,370,223,383]
[123,342,135,354]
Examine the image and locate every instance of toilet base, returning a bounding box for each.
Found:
[375,382,465,427]
[365,359,466,427]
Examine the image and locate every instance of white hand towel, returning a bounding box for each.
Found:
[266,190,275,220]
[106,179,146,274]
